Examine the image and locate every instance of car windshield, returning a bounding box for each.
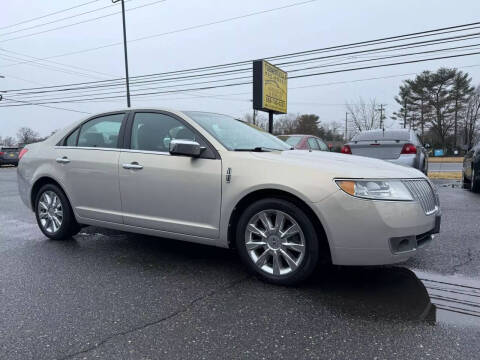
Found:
[278,135,302,147]
[184,111,291,151]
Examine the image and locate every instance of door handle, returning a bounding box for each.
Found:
[122,162,143,170]
[56,156,70,164]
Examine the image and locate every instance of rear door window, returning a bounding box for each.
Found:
[316,138,329,151]
[77,114,124,148]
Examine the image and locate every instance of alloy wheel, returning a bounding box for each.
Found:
[244,209,306,276]
[38,191,64,234]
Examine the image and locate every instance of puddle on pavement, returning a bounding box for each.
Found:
[413,269,480,328]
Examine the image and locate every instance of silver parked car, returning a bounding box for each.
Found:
[342,129,429,173]
[17,109,440,285]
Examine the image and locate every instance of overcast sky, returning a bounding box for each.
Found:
[1,0,480,138]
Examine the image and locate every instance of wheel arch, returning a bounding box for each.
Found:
[227,188,331,263]
[30,176,70,211]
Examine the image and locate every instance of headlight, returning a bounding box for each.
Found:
[335,179,413,201]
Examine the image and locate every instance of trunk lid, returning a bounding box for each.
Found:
[348,140,406,160]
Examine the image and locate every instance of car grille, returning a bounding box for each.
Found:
[402,179,438,215]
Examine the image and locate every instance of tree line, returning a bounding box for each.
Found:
[0,127,46,147]
[243,113,344,142]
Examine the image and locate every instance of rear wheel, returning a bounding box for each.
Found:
[462,171,470,189]
[35,184,80,240]
[472,167,480,193]
[235,198,321,285]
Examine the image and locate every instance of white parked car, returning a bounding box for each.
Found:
[17,109,441,285]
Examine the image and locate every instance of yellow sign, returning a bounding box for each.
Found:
[262,61,288,113]
[253,60,288,114]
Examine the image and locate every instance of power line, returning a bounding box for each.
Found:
[7,41,480,102]
[1,96,92,114]
[4,29,479,96]
[1,0,320,61]
[0,0,101,31]
[0,47,114,78]
[2,50,479,107]
[0,0,167,44]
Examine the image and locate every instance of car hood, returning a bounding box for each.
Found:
[250,150,425,179]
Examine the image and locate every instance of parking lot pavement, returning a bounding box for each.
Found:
[1,167,480,359]
[429,162,463,172]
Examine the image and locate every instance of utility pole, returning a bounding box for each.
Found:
[112,0,131,108]
[377,104,386,130]
[344,112,348,141]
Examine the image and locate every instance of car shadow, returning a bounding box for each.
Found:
[61,226,436,325]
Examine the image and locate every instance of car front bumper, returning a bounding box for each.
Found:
[313,189,440,266]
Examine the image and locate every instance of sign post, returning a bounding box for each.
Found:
[252,60,288,133]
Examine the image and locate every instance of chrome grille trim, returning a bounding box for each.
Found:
[402,179,438,215]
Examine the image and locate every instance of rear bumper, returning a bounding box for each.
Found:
[0,158,19,165]
[313,190,439,266]
[386,154,417,168]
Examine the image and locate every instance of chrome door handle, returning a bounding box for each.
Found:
[56,156,70,164]
[122,162,143,170]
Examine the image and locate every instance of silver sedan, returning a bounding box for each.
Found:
[17,109,440,285]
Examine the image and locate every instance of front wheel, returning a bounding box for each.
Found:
[235,198,321,285]
[35,184,80,240]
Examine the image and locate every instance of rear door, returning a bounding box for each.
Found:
[55,112,127,223]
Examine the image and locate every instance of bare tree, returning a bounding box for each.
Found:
[17,127,40,145]
[463,86,480,149]
[346,98,381,132]
[2,136,16,146]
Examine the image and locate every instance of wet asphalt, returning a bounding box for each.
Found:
[0,166,479,360]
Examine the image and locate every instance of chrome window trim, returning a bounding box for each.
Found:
[120,149,171,156]
[54,146,120,152]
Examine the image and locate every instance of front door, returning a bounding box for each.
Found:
[118,111,222,239]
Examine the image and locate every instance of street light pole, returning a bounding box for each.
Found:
[112,0,131,108]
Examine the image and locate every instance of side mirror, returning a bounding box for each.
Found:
[424,143,431,149]
[169,139,202,157]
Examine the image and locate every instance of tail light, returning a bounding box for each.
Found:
[0,152,4,156]
[341,145,352,154]
[401,143,417,154]
[18,148,28,160]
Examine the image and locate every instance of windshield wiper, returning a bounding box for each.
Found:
[234,147,283,152]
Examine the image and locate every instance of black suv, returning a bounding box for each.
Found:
[0,147,20,167]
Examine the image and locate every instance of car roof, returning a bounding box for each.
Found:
[351,129,411,141]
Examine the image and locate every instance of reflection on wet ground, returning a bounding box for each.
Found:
[414,270,480,327]
[77,228,480,328]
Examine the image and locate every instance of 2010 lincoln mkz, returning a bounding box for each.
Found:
[17,109,441,285]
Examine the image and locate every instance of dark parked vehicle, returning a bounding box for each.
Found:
[0,147,20,167]
[463,142,480,192]
[341,129,429,174]
[277,135,329,151]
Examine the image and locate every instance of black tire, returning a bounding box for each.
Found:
[462,172,470,189]
[235,198,321,286]
[472,167,480,193]
[34,183,80,240]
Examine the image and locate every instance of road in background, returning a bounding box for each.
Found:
[429,162,463,172]
[1,167,479,359]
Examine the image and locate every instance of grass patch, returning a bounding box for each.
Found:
[429,157,463,163]
[428,171,462,180]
